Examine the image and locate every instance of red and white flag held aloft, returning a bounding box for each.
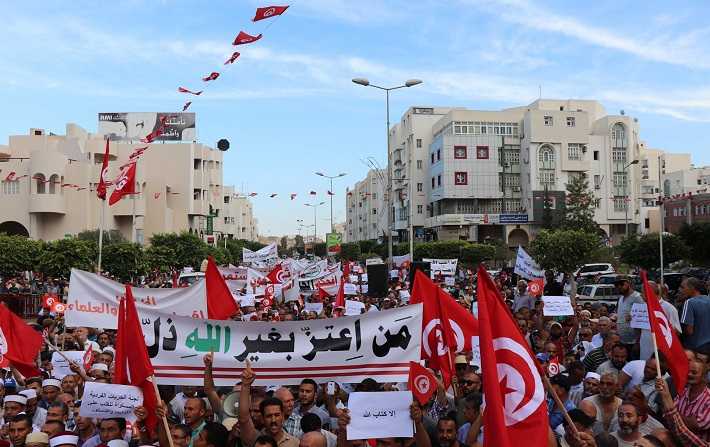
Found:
[202,72,220,82]
[0,304,43,378]
[252,5,289,21]
[224,52,241,65]
[96,139,110,200]
[108,162,136,206]
[233,31,263,45]
[178,87,203,95]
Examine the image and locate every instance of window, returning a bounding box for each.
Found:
[417,205,423,214]
[437,175,442,187]
[593,175,601,189]
[417,183,423,192]
[48,174,59,194]
[224,196,230,204]
[612,123,626,148]
[476,146,489,159]
[613,197,627,212]
[544,116,553,126]
[431,177,435,188]
[431,153,435,164]
[454,146,467,159]
[454,172,468,185]
[568,143,582,160]
[417,160,423,169]
[372,209,377,215]
[566,117,576,127]
[437,150,441,161]
[593,151,599,161]
[2,181,19,195]
[372,193,377,200]
[538,146,555,169]
[416,139,422,148]
[34,173,46,194]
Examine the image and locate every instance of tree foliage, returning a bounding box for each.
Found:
[150,232,208,270]
[0,234,42,275]
[529,229,601,273]
[618,233,689,271]
[39,238,95,278]
[102,242,148,282]
[76,229,126,245]
[563,174,600,234]
[678,223,710,265]
[339,243,361,261]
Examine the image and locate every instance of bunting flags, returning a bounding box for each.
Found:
[202,72,220,82]
[233,31,263,45]
[224,52,241,65]
[182,101,192,111]
[253,5,289,21]
[4,171,17,182]
[290,193,297,200]
[270,193,278,198]
[178,87,203,95]
[109,162,137,206]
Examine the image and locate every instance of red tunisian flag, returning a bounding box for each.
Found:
[96,139,110,200]
[205,256,239,319]
[408,361,438,406]
[252,5,289,21]
[0,304,42,377]
[267,263,285,284]
[233,31,263,45]
[410,270,478,388]
[641,270,689,392]
[114,286,159,431]
[224,51,241,65]
[476,265,547,447]
[108,162,136,206]
[202,72,220,82]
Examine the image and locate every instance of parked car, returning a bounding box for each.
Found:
[178,271,204,286]
[597,274,642,292]
[574,263,615,278]
[576,284,621,305]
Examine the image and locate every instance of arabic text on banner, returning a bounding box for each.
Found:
[347,391,414,440]
[422,259,458,276]
[514,246,544,280]
[143,304,422,386]
[51,351,85,379]
[65,269,207,329]
[242,243,278,264]
[79,382,143,422]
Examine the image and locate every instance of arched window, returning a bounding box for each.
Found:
[34,173,46,194]
[612,123,626,148]
[538,145,555,185]
[48,174,59,194]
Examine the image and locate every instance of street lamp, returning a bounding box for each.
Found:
[624,159,639,238]
[315,171,347,234]
[352,77,423,268]
[305,202,326,255]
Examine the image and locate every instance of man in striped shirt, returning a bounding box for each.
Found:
[674,359,710,442]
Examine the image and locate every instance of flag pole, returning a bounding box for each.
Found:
[150,377,175,447]
[98,197,106,273]
[539,371,580,438]
[651,333,663,378]
[658,155,665,289]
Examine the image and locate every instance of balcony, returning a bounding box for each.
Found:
[29,194,66,214]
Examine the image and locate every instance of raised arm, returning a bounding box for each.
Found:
[203,353,223,417]
[410,402,432,447]
[238,360,257,446]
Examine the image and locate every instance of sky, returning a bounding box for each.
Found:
[3,0,710,238]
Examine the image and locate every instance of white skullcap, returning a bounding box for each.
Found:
[102,346,116,354]
[107,440,129,447]
[42,378,62,389]
[585,372,601,381]
[19,389,37,400]
[49,434,79,447]
[90,363,109,372]
[4,394,27,405]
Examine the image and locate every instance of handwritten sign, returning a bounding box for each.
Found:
[444,276,455,286]
[347,391,414,440]
[471,336,481,367]
[344,283,357,295]
[51,351,85,379]
[542,296,574,317]
[79,382,143,422]
[345,300,365,316]
[630,303,650,330]
[422,258,457,276]
[304,302,324,314]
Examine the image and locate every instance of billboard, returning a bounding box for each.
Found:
[326,232,342,255]
[98,112,196,141]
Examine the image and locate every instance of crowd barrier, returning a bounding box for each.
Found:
[0,293,44,320]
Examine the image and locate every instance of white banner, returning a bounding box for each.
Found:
[542,296,574,316]
[143,304,422,386]
[51,351,86,379]
[79,382,143,422]
[514,246,544,280]
[243,243,278,265]
[423,259,458,276]
[65,269,207,329]
[345,300,365,316]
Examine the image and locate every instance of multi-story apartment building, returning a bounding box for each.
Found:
[220,186,259,242]
[344,169,387,242]
[0,122,258,243]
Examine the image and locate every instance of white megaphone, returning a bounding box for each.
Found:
[222,392,240,417]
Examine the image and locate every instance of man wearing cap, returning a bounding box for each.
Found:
[40,379,62,410]
[87,364,109,381]
[615,275,643,356]
[3,394,27,424]
[49,432,79,447]
[19,389,47,428]
[24,432,49,447]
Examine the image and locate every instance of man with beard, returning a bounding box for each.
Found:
[579,372,623,435]
[39,380,62,410]
[596,344,629,376]
[455,371,482,426]
[612,401,644,446]
[81,418,126,447]
[238,361,299,447]
[435,416,459,447]
[293,379,329,427]
[583,333,620,373]
[615,276,644,356]
[581,372,601,401]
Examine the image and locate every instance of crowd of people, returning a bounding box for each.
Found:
[1,263,710,447]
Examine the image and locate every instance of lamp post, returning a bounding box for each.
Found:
[624,159,639,238]
[315,171,347,234]
[305,202,325,256]
[352,77,423,269]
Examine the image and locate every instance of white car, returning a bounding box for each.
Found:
[576,284,621,305]
[574,263,615,278]
[178,271,204,286]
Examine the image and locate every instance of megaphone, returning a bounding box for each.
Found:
[223,391,240,417]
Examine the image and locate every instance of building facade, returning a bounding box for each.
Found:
[663,193,710,233]
[0,123,259,243]
[344,169,387,242]
[220,186,259,242]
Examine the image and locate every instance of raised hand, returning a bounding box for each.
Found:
[241,359,255,386]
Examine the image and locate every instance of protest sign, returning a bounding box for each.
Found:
[242,243,278,264]
[347,391,414,440]
[514,246,544,280]
[630,303,650,330]
[79,382,143,422]
[344,283,357,295]
[392,254,411,268]
[304,302,323,314]
[345,300,365,316]
[51,351,86,379]
[542,296,574,316]
[143,304,422,386]
[65,269,207,329]
[423,259,457,276]
[444,276,455,286]
[471,336,481,367]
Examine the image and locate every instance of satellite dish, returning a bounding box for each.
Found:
[217,139,230,151]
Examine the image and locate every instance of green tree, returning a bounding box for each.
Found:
[618,233,689,270]
[145,244,177,272]
[459,243,496,266]
[563,174,600,234]
[0,234,43,275]
[294,235,304,249]
[529,229,601,275]
[39,238,95,277]
[314,242,327,257]
[678,223,710,265]
[359,252,382,263]
[339,243,361,261]
[150,232,207,269]
[542,186,554,230]
[358,240,378,255]
[205,245,232,265]
[102,242,147,282]
[414,242,433,261]
[76,229,126,245]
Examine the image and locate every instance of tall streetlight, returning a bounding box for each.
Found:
[352,77,423,268]
[624,159,639,238]
[305,202,326,255]
[315,171,347,233]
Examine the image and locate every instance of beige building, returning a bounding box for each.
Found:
[0,123,258,243]
[344,169,387,242]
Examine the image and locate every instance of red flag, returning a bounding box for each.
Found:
[233,31,263,45]
[0,304,42,377]
[97,139,110,200]
[266,264,284,284]
[249,192,258,197]
[290,193,297,200]
[334,277,345,309]
[108,162,137,206]
[476,265,547,447]
[82,345,94,371]
[4,171,16,182]
[527,278,544,298]
[408,362,437,406]
[317,286,331,300]
[252,5,289,21]
[224,51,241,65]
[410,270,478,388]
[202,72,220,82]
[182,101,192,111]
[205,257,239,319]
[154,192,160,199]
[172,270,179,288]
[641,270,688,392]
[113,286,159,431]
[178,87,203,95]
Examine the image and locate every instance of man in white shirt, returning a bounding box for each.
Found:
[591,316,612,349]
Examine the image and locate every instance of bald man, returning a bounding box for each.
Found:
[299,431,326,447]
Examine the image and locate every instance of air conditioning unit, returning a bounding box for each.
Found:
[512,186,521,192]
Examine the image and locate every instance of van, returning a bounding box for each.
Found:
[576,284,621,306]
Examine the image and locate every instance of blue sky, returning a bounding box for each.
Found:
[3,0,710,238]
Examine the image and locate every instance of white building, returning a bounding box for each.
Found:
[344,169,387,242]
[220,186,259,242]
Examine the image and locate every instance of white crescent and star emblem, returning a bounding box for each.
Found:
[493,337,544,426]
[264,7,276,17]
[422,318,465,357]
[654,311,673,347]
[414,374,431,395]
[0,327,7,355]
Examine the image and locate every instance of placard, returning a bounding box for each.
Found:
[542,296,574,316]
[347,391,414,440]
[304,302,324,314]
[471,336,481,367]
[630,303,650,330]
[79,382,143,422]
[444,277,455,286]
[344,283,357,295]
[51,351,86,379]
[345,300,365,316]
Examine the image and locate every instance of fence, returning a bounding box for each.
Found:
[1,293,43,320]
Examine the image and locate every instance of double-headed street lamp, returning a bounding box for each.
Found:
[352,77,423,268]
[624,159,639,237]
[315,171,347,233]
[305,202,326,254]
